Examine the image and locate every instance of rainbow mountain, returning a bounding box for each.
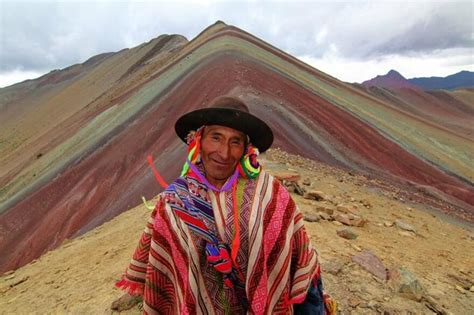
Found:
[0,21,473,273]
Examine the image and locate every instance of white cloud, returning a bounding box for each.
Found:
[0,0,472,86]
[298,47,474,83]
[315,26,328,45]
[0,69,45,88]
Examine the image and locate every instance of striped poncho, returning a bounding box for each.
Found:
[117,170,323,314]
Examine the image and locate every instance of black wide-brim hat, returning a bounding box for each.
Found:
[175,96,273,152]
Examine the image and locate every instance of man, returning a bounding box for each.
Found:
[114,96,334,314]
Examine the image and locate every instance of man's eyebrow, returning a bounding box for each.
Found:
[230,136,245,142]
[207,130,223,136]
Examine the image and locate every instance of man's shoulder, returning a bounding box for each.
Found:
[255,170,284,188]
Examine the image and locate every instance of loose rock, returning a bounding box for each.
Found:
[287,182,305,196]
[273,172,301,182]
[304,214,320,222]
[337,228,358,240]
[351,217,368,227]
[10,276,29,288]
[352,250,388,280]
[395,220,416,233]
[398,230,415,237]
[337,204,359,215]
[111,294,143,311]
[389,267,425,301]
[334,213,352,226]
[304,190,326,201]
[423,295,448,315]
[455,285,466,294]
[360,199,372,208]
[317,212,332,221]
[316,206,334,215]
[322,259,344,275]
[348,296,362,308]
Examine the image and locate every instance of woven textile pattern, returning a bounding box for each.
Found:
[117,171,320,314]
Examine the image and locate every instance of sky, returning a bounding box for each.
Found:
[0,0,473,87]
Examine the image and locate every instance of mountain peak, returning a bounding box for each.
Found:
[362,69,417,90]
[386,69,404,78]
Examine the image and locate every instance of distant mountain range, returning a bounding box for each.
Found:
[362,70,474,90]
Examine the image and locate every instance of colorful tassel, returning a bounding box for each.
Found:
[147,155,169,188]
[238,144,261,179]
[141,196,155,210]
[115,278,144,296]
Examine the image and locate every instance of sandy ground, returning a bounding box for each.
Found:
[1,149,473,314]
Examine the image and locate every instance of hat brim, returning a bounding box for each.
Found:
[175,107,273,152]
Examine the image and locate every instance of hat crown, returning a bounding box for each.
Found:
[209,96,249,113]
[175,95,273,152]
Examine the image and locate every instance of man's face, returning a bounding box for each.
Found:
[200,125,246,188]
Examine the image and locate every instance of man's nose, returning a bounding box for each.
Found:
[217,143,230,160]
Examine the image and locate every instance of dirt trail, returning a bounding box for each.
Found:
[1,149,472,314]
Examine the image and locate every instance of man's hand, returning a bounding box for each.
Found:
[111,293,142,311]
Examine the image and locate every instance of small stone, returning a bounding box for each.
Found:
[395,220,416,233]
[470,285,474,292]
[10,276,29,287]
[390,267,424,301]
[304,214,320,222]
[398,230,415,237]
[337,228,358,240]
[323,260,344,275]
[384,221,393,227]
[317,212,331,221]
[352,250,387,280]
[337,204,359,215]
[0,286,10,294]
[111,294,143,311]
[334,213,352,226]
[273,172,301,182]
[333,221,343,226]
[447,273,473,289]
[304,190,326,201]
[4,274,15,280]
[288,182,305,196]
[351,244,362,251]
[423,295,448,315]
[349,296,361,307]
[360,199,372,208]
[351,217,368,227]
[316,206,334,215]
[368,300,377,309]
[455,285,466,294]
[302,178,311,186]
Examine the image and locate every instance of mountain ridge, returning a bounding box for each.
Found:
[362,70,474,91]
